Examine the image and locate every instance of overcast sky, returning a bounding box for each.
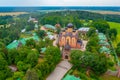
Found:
[0,0,120,6]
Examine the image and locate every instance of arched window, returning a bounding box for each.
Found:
[62,37,65,42]
[67,39,69,44]
[72,38,75,44]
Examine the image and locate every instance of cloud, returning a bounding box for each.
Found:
[0,0,119,6]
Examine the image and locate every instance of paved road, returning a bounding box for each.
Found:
[46,60,72,80]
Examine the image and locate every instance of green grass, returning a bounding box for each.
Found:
[100,74,120,80]
[108,22,120,34]
[108,22,120,47]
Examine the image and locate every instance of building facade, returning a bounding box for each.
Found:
[58,23,83,59]
[59,23,82,49]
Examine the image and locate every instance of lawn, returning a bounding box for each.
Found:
[108,22,120,47]
[100,74,120,80]
[108,22,120,34]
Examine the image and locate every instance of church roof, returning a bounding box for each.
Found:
[67,23,73,28]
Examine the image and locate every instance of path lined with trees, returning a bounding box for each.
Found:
[46,60,72,80]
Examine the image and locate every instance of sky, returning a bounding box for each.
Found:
[0,0,120,6]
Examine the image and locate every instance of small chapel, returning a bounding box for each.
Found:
[58,23,83,60]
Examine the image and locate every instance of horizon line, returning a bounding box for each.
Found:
[0,6,120,7]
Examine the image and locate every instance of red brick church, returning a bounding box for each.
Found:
[58,23,83,59]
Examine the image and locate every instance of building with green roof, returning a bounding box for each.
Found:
[98,33,107,41]
[34,24,38,30]
[7,39,26,49]
[41,47,46,53]
[63,74,80,80]
[7,33,39,49]
[7,40,19,49]
[44,24,56,30]
[99,46,111,54]
[99,40,110,47]
[19,38,26,45]
[98,33,111,55]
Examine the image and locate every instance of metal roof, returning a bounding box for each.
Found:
[98,33,107,40]
[63,74,80,80]
[41,47,46,53]
[7,40,19,49]
[99,46,110,54]
[99,40,110,46]
[44,24,55,30]
[78,27,90,32]
[7,33,39,49]
[35,24,38,28]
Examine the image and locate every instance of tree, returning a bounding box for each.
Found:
[7,49,18,64]
[116,42,120,56]
[0,54,7,70]
[36,30,46,39]
[87,27,96,37]
[27,50,39,67]
[26,39,36,48]
[86,36,100,53]
[56,27,61,34]
[70,50,83,69]
[0,42,8,60]
[26,22,34,31]
[15,47,29,64]
[116,46,120,56]
[92,20,110,34]
[17,61,30,72]
[24,69,39,80]
[108,28,117,40]
[73,18,82,29]
[117,42,120,47]
[44,38,53,47]
[70,50,108,75]
[45,46,61,64]
[0,54,12,80]
[13,71,24,80]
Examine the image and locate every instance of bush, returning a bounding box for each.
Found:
[78,72,90,80]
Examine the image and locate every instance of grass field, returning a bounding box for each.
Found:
[100,74,120,80]
[87,10,120,15]
[108,22,120,47]
[0,12,28,16]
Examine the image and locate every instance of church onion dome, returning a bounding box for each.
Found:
[64,43,71,50]
[67,23,74,28]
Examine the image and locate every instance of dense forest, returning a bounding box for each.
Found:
[37,10,120,25]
